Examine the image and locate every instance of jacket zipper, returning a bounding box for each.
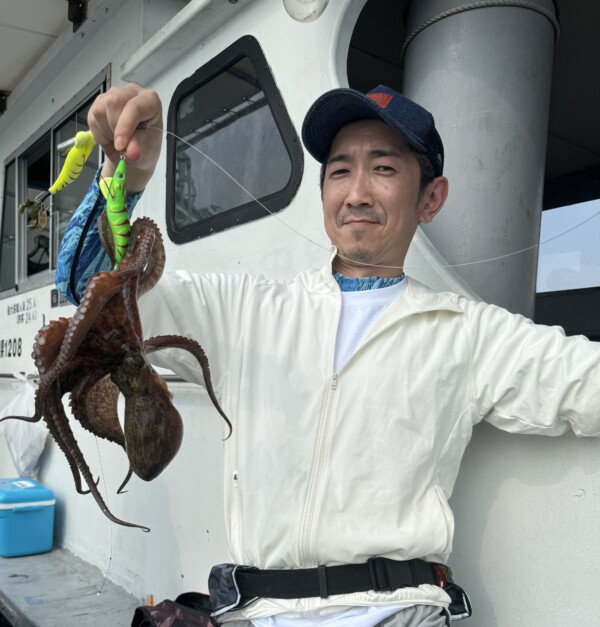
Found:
[299,281,341,566]
[298,372,339,565]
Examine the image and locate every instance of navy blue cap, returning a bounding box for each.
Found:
[301,85,444,177]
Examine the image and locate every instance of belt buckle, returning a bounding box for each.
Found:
[367,557,393,592]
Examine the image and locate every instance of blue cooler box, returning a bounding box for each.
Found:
[0,478,55,557]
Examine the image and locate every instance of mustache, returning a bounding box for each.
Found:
[338,209,383,225]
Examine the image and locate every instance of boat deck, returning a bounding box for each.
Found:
[0,548,138,626]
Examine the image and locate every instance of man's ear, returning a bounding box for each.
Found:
[418,176,449,224]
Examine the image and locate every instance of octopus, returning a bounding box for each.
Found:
[0,215,231,531]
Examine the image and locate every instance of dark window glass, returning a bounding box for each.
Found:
[167,35,303,243]
[0,161,16,292]
[25,136,51,277]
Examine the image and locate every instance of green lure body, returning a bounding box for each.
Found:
[106,158,131,268]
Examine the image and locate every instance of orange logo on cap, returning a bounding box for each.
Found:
[368,93,393,108]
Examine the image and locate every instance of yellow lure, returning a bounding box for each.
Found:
[48,131,97,195]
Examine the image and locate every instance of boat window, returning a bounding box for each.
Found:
[0,69,106,297]
[536,199,600,293]
[0,161,16,292]
[166,35,303,243]
[535,167,600,339]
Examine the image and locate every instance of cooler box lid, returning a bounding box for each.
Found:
[0,478,55,507]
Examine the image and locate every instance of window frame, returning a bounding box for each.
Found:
[534,165,600,337]
[166,35,303,244]
[0,160,17,293]
[0,67,109,297]
[19,133,53,280]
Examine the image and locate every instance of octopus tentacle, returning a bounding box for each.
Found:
[45,381,149,531]
[144,335,232,437]
[70,373,125,447]
[116,467,134,495]
[70,375,137,495]
[0,387,66,435]
[0,318,71,425]
[126,218,165,296]
[119,223,160,343]
[33,317,71,375]
[0,412,41,425]
[98,212,116,268]
[118,222,158,276]
[46,383,94,495]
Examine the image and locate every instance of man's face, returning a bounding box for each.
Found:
[322,119,426,277]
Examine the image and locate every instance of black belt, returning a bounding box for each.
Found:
[235,557,438,599]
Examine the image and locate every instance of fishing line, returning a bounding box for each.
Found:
[93,435,113,596]
[151,126,600,272]
[157,127,332,254]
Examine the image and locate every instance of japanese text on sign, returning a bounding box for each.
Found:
[6,297,37,325]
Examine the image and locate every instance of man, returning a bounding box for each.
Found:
[56,84,600,627]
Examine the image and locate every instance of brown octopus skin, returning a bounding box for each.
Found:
[0,217,230,531]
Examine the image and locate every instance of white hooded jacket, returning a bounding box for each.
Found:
[141,252,600,622]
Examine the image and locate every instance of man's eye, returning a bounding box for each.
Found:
[329,168,348,177]
[375,165,394,172]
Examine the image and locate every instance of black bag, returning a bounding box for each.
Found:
[131,591,216,627]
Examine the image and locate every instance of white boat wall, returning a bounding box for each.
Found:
[0,1,599,625]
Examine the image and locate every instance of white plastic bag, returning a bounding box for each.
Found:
[0,373,47,478]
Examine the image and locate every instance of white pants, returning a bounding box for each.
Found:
[229,605,450,627]
[376,605,450,626]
